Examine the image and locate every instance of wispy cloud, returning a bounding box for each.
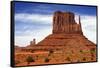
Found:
[15,28,52,47]
[15,13,53,36]
[81,15,97,44]
[75,15,96,44]
[15,13,53,46]
[15,13,97,46]
[15,13,53,24]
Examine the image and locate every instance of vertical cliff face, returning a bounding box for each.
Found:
[53,11,83,34]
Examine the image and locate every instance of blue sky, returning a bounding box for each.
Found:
[14,2,97,15]
[14,1,97,46]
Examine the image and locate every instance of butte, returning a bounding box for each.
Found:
[15,11,97,66]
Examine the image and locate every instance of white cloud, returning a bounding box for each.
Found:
[15,26,52,47]
[15,13,97,47]
[15,13,53,24]
[75,15,97,44]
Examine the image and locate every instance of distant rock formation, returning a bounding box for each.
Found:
[25,39,36,48]
[53,11,83,34]
[30,39,36,45]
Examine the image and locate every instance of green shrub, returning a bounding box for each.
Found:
[26,56,35,64]
[66,57,71,61]
[48,50,54,56]
[44,58,49,62]
[31,50,34,53]
[49,50,54,53]
[80,50,83,53]
[82,57,86,61]
[90,48,95,53]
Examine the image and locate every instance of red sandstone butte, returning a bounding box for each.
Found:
[15,11,97,66]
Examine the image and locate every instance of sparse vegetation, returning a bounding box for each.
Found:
[91,57,93,60]
[36,55,38,58]
[44,58,49,62]
[90,48,95,58]
[66,57,71,61]
[90,48,95,53]
[80,50,83,53]
[48,50,54,56]
[49,50,54,53]
[82,57,86,61]
[31,50,34,53]
[26,56,35,64]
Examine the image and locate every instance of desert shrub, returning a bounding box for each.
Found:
[48,50,54,56]
[36,55,38,58]
[82,57,86,61]
[80,50,83,53]
[44,58,49,62]
[26,56,35,64]
[90,48,95,53]
[66,57,71,61]
[91,53,94,57]
[49,50,54,53]
[36,55,39,60]
[31,50,34,53]
[91,57,93,60]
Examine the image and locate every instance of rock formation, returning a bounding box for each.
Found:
[53,11,82,34]
[15,11,97,66]
[30,39,36,45]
